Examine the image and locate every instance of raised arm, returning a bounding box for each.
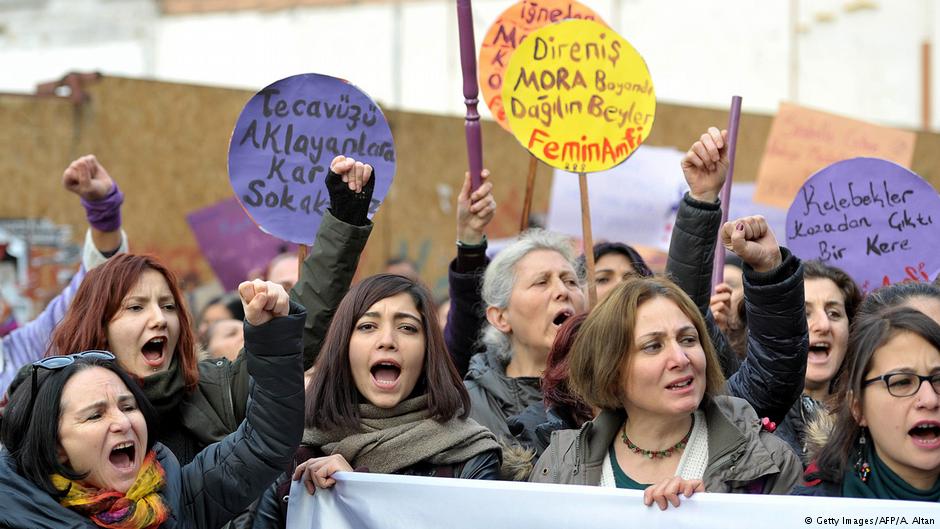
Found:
[291,156,374,369]
[0,155,127,393]
[182,280,305,529]
[445,169,496,376]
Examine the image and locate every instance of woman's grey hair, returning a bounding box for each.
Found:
[480,229,582,362]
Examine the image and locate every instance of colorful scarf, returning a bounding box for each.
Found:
[51,451,169,529]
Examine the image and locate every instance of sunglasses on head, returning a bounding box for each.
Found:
[29,350,116,411]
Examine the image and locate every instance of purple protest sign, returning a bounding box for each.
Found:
[187,197,296,291]
[786,158,940,292]
[228,74,395,244]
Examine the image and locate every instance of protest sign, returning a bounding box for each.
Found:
[286,472,940,529]
[502,19,655,173]
[754,102,916,209]
[186,197,293,291]
[786,158,940,292]
[228,74,395,245]
[479,0,603,131]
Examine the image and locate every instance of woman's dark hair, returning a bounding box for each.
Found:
[803,260,863,323]
[47,253,199,392]
[541,312,593,428]
[857,281,940,318]
[809,307,940,484]
[0,357,158,497]
[305,274,470,431]
[587,242,653,278]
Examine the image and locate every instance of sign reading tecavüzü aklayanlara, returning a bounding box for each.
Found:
[479,0,604,131]
[785,158,940,292]
[228,74,395,244]
[503,19,655,173]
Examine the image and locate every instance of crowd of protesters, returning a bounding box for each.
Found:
[0,124,939,529]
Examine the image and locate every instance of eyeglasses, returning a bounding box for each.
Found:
[29,350,116,411]
[862,372,940,398]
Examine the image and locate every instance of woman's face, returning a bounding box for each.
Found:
[491,249,585,358]
[620,297,707,419]
[349,292,426,409]
[855,331,940,490]
[804,278,850,395]
[198,302,232,343]
[206,319,244,362]
[595,253,637,302]
[107,270,181,379]
[58,367,148,494]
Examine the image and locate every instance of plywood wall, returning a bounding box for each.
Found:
[2,77,938,301]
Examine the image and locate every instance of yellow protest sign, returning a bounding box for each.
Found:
[503,19,655,173]
[479,0,604,132]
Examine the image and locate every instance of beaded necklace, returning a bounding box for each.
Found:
[620,417,694,459]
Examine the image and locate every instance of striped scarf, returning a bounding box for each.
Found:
[51,451,169,529]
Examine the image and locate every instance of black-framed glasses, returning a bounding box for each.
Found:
[862,372,940,398]
[29,350,116,411]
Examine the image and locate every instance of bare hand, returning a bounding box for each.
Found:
[330,155,373,193]
[720,216,782,273]
[457,169,496,245]
[710,283,733,332]
[62,155,114,201]
[292,454,354,495]
[643,477,704,510]
[681,127,729,203]
[238,279,290,326]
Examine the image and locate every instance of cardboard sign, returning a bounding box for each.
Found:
[754,102,916,209]
[186,197,295,291]
[503,20,655,173]
[479,0,604,131]
[785,158,940,292]
[228,74,395,244]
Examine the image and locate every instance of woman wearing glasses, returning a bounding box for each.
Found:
[795,307,940,499]
[0,282,305,528]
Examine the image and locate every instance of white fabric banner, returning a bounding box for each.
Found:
[286,472,940,529]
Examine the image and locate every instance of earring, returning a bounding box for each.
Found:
[854,428,871,483]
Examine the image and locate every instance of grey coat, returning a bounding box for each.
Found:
[0,303,306,529]
[530,396,802,494]
[464,348,542,441]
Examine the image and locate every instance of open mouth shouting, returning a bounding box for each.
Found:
[808,341,832,364]
[909,420,940,449]
[552,309,574,327]
[108,440,138,474]
[141,336,168,368]
[370,359,402,390]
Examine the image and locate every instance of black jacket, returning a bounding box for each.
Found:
[666,193,808,424]
[0,303,306,529]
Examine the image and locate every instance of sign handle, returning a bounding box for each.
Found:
[579,172,597,308]
[520,154,538,232]
[456,0,484,192]
[297,245,308,285]
[711,95,743,290]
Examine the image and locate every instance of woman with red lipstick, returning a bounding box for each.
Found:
[0,279,305,528]
[252,274,501,529]
[531,276,801,509]
[794,307,940,500]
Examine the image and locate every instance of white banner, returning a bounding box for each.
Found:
[286,472,940,529]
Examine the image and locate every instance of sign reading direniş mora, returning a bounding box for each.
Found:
[785,158,940,292]
[503,19,655,173]
[228,73,396,245]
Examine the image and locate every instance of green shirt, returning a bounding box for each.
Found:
[609,445,651,490]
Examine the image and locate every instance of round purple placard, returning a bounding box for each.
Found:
[786,157,940,292]
[228,73,395,244]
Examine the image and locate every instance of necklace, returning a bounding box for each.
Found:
[621,417,694,459]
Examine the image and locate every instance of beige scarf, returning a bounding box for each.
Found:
[302,395,500,474]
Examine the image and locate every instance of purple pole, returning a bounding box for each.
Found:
[712,95,743,291]
[456,0,483,191]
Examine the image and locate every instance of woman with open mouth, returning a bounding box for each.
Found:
[531,276,802,508]
[252,274,501,529]
[795,307,940,500]
[0,279,305,528]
